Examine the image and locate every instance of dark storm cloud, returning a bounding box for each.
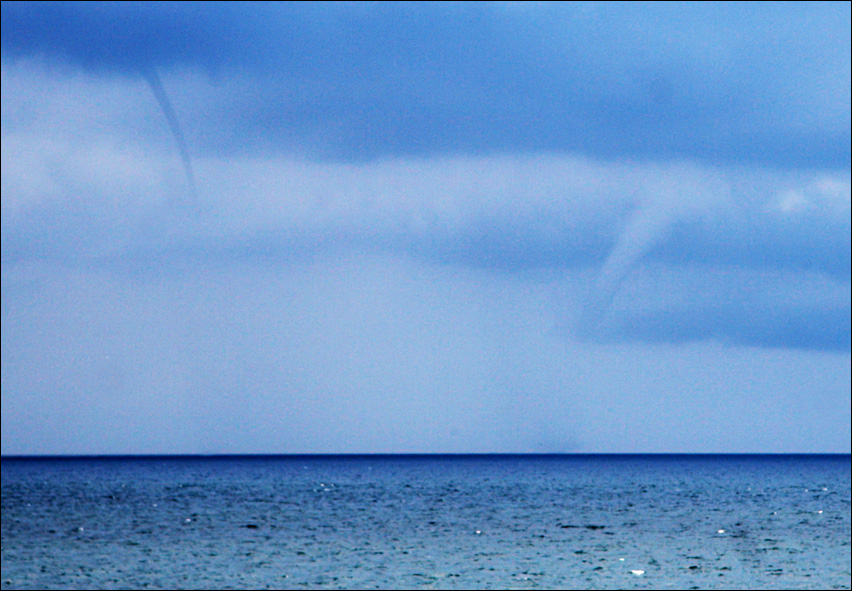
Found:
[3,1,849,167]
[592,263,852,352]
[612,305,851,352]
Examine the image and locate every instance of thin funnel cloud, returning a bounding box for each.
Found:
[141,68,199,214]
[577,205,663,338]
[576,166,729,339]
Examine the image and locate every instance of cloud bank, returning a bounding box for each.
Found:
[0,3,849,348]
[3,95,849,350]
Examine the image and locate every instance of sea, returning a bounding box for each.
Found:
[1,454,850,590]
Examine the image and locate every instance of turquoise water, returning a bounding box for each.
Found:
[2,455,850,589]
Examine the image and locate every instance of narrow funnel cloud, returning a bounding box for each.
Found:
[576,165,728,340]
[576,204,667,338]
[141,69,200,214]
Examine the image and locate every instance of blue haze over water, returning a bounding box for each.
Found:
[2,454,850,590]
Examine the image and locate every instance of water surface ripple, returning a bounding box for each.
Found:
[2,454,850,589]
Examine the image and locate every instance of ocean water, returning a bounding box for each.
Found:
[1,455,850,590]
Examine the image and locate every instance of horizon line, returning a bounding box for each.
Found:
[2,452,850,460]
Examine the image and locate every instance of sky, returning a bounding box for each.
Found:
[1,1,850,455]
